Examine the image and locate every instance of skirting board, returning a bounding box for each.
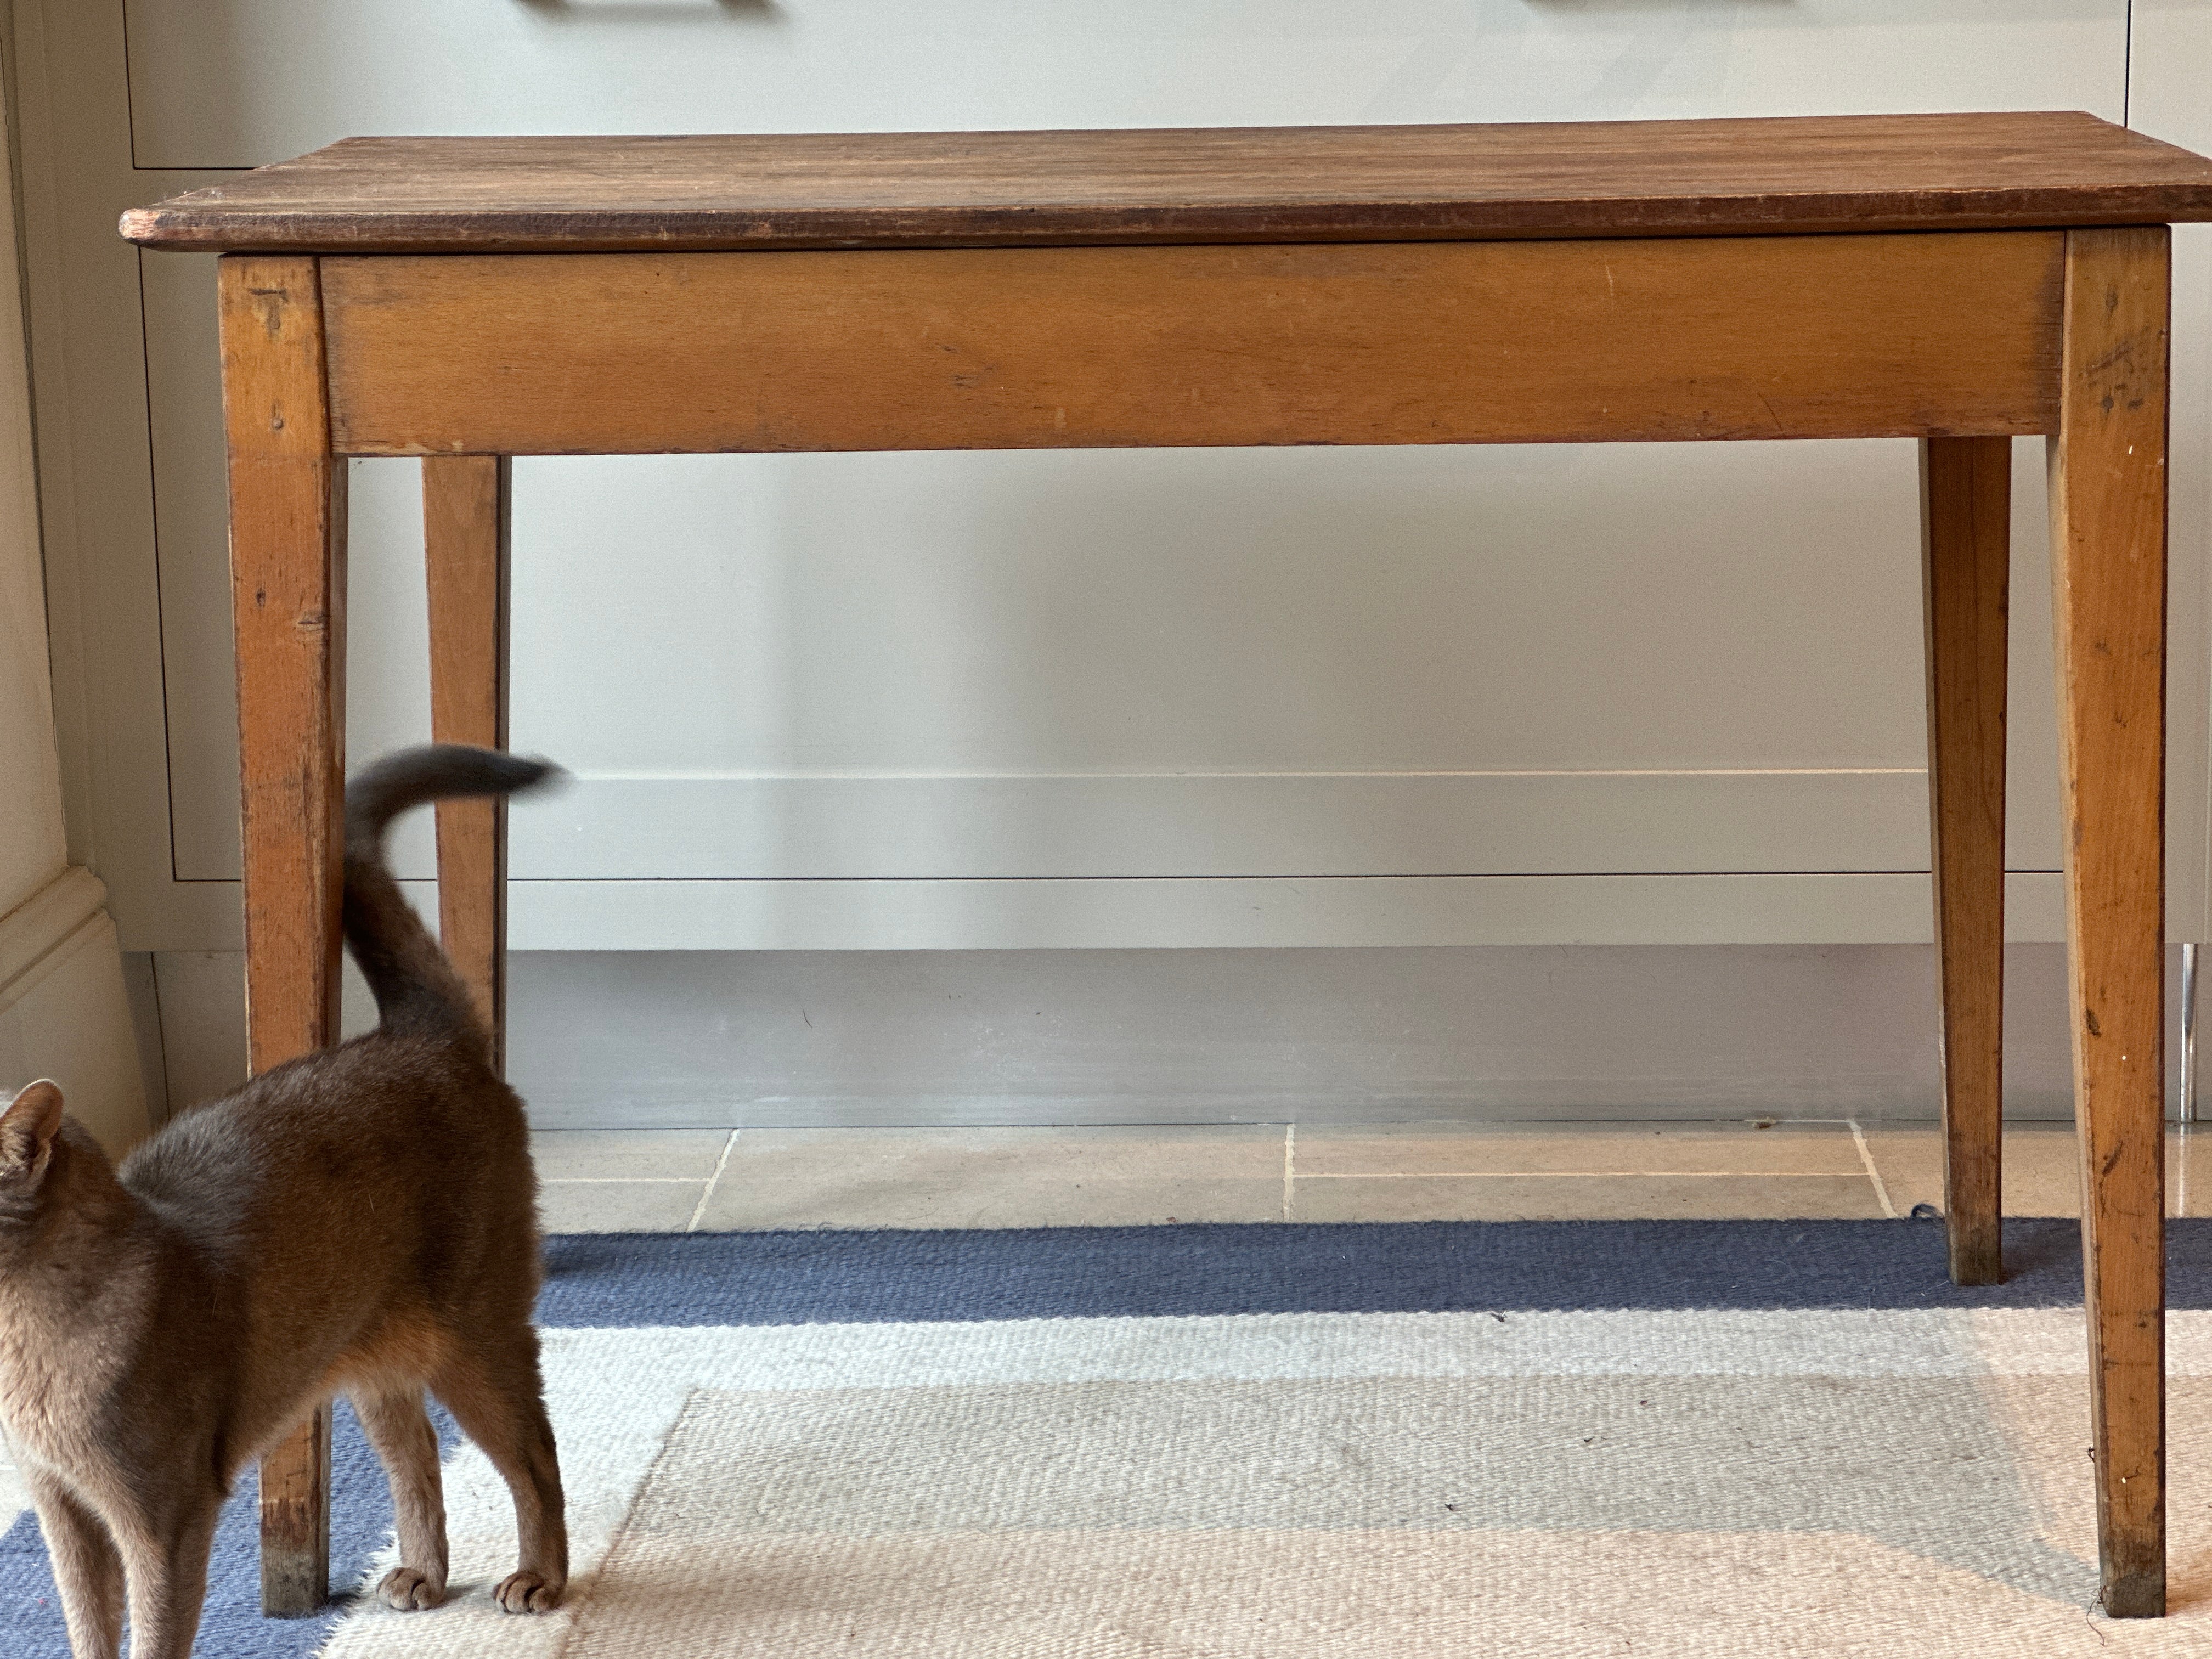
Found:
[127,870,2073,955]
[499,942,2123,1130]
[469,770,2001,881]
[185,769,2066,884]
[0,866,150,1153]
[489,871,2070,951]
[150,940,2171,1132]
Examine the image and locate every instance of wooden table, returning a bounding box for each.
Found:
[125,111,2212,1620]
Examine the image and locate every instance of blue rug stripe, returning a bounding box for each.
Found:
[1,1402,459,1659]
[534,1217,2212,1328]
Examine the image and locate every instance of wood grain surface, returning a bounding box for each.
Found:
[321,232,2064,456]
[218,252,346,1617]
[423,456,512,1071]
[1919,435,2011,1288]
[120,113,2212,255]
[2049,224,2171,1620]
[256,1403,331,1616]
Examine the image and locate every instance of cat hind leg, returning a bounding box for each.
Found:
[351,1382,450,1610]
[430,1328,566,1613]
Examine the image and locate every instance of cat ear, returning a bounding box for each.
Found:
[0,1080,65,1177]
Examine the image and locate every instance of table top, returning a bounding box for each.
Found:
[123,112,2212,255]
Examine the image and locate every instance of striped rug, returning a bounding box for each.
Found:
[10,1218,2212,1656]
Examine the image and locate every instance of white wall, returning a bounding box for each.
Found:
[0,42,148,1151]
[0,36,63,921]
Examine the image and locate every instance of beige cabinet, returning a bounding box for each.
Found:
[15,0,2210,956]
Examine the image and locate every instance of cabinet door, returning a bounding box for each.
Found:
[125,1,2125,167]
[97,3,2205,949]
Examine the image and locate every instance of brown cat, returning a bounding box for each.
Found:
[0,744,568,1658]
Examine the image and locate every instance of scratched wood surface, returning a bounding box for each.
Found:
[422,455,511,1070]
[2049,223,2171,1619]
[120,113,2212,253]
[320,232,2064,457]
[1919,435,2012,1288]
[218,252,347,1617]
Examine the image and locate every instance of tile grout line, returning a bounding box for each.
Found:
[686,1130,741,1234]
[1296,1170,1870,1181]
[1281,1124,1296,1222]
[1850,1120,1898,1218]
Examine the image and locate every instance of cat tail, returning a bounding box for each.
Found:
[342,744,561,1057]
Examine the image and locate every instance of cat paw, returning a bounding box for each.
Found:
[494,1571,565,1614]
[378,1567,447,1611]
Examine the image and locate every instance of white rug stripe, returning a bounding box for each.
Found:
[556,1306,2212,1387]
[313,1307,2212,1656]
[320,1339,702,1659]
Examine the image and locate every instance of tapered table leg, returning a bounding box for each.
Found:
[1922,435,2012,1285]
[219,253,346,1617]
[423,455,513,1068]
[2049,224,2171,1619]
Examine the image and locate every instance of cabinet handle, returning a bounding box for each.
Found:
[516,0,774,12]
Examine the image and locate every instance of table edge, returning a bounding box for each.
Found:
[119,190,2212,253]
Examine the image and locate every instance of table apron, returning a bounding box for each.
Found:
[313,230,2064,456]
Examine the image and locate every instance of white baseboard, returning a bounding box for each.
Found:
[0,864,103,986]
[478,872,2072,951]
[122,868,2082,955]
[148,941,2164,1132]
[0,866,150,1153]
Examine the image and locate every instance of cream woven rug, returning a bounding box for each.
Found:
[315,1310,2212,1657]
[12,1220,2212,1655]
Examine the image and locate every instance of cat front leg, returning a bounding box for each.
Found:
[351,1383,450,1609]
[25,1467,123,1659]
[113,1496,219,1659]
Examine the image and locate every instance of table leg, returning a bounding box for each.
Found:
[1921,436,2012,1284]
[218,253,347,1616]
[2049,224,2171,1619]
[423,455,513,1068]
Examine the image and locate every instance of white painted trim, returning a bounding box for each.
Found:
[0,907,151,1151]
[1851,1120,1900,1219]
[180,768,2067,888]
[128,871,2075,954]
[462,870,2072,951]
[0,864,109,995]
[0,909,108,1017]
[686,1133,738,1233]
[442,769,2028,884]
